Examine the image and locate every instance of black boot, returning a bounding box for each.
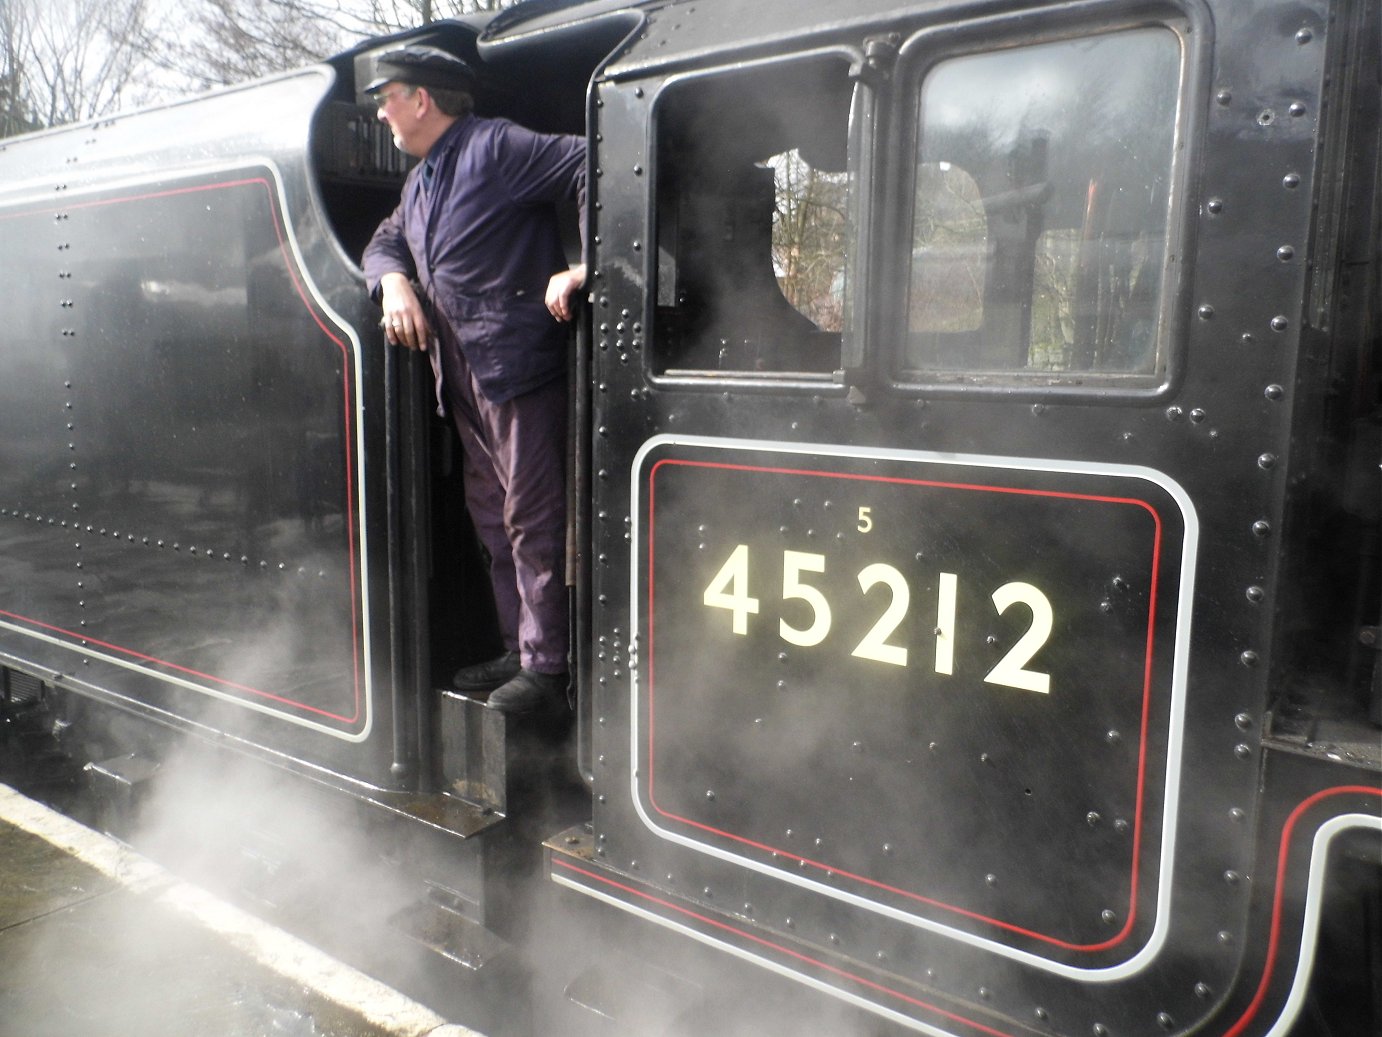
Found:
[452,651,520,694]
[486,669,568,715]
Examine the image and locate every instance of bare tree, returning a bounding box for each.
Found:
[0,0,34,136]
[158,0,358,91]
[771,150,850,331]
[1,0,522,135]
[1,0,160,135]
[151,0,518,93]
[366,0,512,31]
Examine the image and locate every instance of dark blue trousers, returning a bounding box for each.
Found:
[439,333,568,675]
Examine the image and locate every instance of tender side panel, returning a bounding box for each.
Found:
[0,170,368,739]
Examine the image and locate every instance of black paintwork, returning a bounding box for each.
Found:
[557,0,1381,1034]
[0,1,1377,1035]
[0,71,403,786]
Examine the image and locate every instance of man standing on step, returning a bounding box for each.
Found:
[362,46,586,715]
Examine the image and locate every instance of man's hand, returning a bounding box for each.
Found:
[545,264,587,323]
[380,272,431,351]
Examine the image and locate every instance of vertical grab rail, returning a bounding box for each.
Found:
[383,337,413,786]
[403,348,435,791]
[384,338,433,788]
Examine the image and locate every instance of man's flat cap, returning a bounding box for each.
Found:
[364,45,477,94]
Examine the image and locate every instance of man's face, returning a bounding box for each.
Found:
[374,82,424,157]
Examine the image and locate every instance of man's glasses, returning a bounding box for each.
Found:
[373,87,410,109]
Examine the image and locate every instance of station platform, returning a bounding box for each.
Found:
[0,783,482,1037]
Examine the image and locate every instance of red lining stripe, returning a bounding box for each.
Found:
[562,786,1382,1035]
[1222,785,1382,1037]
[554,857,1017,1037]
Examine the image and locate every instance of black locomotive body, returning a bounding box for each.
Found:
[0,1,1378,1035]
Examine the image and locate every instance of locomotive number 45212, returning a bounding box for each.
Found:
[702,533,1055,695]
[640,441,1185,721]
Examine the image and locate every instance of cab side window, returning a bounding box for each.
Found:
[904,28,1182,384]
[653,56,855,378]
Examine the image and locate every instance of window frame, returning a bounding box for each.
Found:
[643,45,877,395]
[879,4,1207,402]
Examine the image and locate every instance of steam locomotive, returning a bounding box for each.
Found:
[0,0,1377,1034]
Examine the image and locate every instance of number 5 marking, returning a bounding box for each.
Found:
[985,582,1052,694]
[780,551,832,646]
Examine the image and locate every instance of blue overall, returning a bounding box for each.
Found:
[364,114,586,674]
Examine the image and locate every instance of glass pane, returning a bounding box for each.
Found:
[905,28,1181,381]
[910,161,986,336]
[654,57,854,376]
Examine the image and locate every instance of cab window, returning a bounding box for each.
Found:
[903,28,1182,385]
[652,55,856,379]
